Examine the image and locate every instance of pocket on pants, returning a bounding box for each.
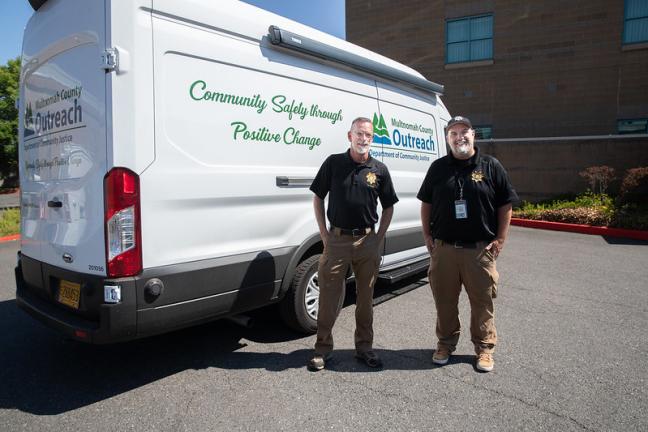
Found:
[489,266,499,298]
[374,252,382,272]
[476,248,495,267]
[318,255,328,274]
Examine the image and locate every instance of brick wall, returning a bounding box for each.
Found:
[347,0,648,139]
[477,137,648,202]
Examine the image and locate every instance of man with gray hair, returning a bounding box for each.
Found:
[308,116,398,371]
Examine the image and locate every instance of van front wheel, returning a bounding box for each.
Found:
[280,254,344,334]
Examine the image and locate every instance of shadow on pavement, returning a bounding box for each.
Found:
[603,236,648,246]
[0,274,430,415]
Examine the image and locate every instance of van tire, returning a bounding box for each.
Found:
[280,254,345,334]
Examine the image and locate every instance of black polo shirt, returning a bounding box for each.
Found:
[310,150,399,229]
[417,146,518,242]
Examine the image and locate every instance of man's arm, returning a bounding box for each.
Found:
[486,203,513,258]
[420,202,434,254]
[376,206,394,239]
[313,196,329,247]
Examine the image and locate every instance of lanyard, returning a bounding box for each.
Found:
[457,177,464,200]
[454,170,468,220]
[454,170,465,200]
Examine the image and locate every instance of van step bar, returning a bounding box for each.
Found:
[377,258,428,284]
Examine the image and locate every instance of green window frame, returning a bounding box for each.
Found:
[617,118,648,134]
[446,15,493,64]
[474,125,493,140]
[623,0,648,44]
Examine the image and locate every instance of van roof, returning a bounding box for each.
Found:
[153,0,431,82]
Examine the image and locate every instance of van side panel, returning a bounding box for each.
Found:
[145,5,381,316]
[374,82,447,260]
[16,0,449,343]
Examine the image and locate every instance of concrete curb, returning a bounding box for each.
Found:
[0,234,20,243]
[511,218,648,241]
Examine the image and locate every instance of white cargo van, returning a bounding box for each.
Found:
[16,0,450,343]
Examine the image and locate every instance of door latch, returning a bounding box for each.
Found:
[101,48,119,72]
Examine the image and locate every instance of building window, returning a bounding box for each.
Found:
[623,0,648,44]
[617,119,648,134]
[446,15,493,64]
[474,125,493,140]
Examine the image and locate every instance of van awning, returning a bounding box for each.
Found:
[268,25,444,96]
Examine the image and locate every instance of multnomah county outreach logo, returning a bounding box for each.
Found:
[372,113,391,144]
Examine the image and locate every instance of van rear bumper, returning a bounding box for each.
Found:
[15,247,292,344]
[16,280,137,344]
[15,253,138,344]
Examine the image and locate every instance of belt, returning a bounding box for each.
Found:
[440,239,478,249]
[330,226,373,236]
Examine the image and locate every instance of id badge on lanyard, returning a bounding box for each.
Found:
[455,177,468,219]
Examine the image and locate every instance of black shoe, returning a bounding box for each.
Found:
[354,350,383,368]
[307,353,331,371]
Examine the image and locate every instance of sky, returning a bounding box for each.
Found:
[0,0,345,65]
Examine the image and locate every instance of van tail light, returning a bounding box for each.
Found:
[104,168,142,277]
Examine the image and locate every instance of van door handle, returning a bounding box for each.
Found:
[47,200,63,208]
[276,176,314,188]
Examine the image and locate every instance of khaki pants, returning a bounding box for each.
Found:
[315,230,382,355]
[428,240,499,354]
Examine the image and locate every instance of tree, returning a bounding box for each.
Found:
[579,165,616,195]
[0,57,21,187]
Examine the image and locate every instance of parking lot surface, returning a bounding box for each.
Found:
[0,226,647,431]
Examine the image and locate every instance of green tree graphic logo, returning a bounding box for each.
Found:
[372,112,391,144]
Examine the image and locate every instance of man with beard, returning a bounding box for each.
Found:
[307,116,398,371]
[417,116,518,372]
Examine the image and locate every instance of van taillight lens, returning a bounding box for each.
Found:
[104,168,142,277]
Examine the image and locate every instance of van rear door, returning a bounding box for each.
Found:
[19,0,108,276]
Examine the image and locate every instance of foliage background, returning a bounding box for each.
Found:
[0,57,20,187]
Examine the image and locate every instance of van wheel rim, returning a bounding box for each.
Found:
[304,272,319,320]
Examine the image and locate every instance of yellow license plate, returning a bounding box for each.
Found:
[58,280,81,309]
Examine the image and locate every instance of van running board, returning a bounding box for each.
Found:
[377,258,429,284]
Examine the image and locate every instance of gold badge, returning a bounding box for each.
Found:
[471,170,485,182]
[366,172,377,187]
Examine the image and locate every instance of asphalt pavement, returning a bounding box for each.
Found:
[0,227,646,432]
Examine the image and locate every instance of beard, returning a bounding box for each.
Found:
[352,142,370,154]
[452,141,473,158]
[455,144,471,155]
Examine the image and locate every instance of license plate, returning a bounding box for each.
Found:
[58,280,81,309]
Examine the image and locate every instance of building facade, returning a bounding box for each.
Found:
[346,0,648,199]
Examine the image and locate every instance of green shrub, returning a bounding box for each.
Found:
[610,203,648,230]
[514,168,648,230]
[618,167,648,205]
[0,208,20,237]
[579,165,616,195]
[514,190,648,230]
[514,193,615,226]
[517,192,612,212]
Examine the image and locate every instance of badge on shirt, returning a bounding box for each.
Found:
[471,170,485,182]
[455,200,468,219]
[366,172,377,187]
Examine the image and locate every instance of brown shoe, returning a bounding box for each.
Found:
[432,347,451,365]
[476,353,494,372]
